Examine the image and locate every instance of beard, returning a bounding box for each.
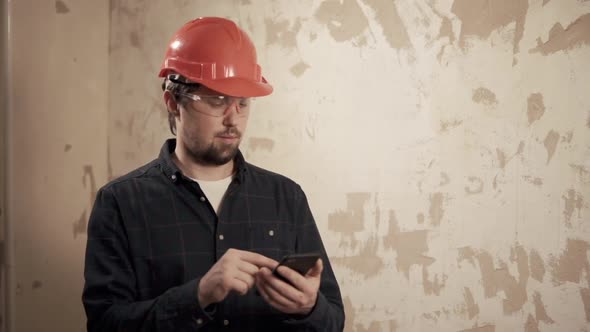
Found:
[186,128,242,166]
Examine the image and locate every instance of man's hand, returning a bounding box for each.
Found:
[255,258,323,315]
[198,249,278,308]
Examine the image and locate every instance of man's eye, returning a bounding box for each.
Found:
[206,97,226,107]
[239,99,250,107]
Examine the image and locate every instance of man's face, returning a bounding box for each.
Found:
[175,85,251,166]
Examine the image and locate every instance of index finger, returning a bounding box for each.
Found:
[238,251,278,269]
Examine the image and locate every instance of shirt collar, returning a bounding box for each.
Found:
[159,138,248,183]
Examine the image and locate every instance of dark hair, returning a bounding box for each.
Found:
[161,75,200,135]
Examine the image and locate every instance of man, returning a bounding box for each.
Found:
[83,17,345,331]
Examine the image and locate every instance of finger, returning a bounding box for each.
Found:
[238,251,279,269]
[220,249,263,277]
[306,258,323,277]
[256,275,275,303]
[236,259,261,276]
[226,275,250,295]
[258,270,299,309]
[222,249,267,277]
[276,266,308,291]
[261,267,307,306]
[263,282,299,309]
[256,278,292,312]
[233,270,257,291]
[277,259,323,293]
[217,266,255,295]
[256,276,272,300]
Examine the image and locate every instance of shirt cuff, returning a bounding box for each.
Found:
[163,278,216,326]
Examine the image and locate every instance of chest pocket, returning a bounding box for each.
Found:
[248,222,296,260]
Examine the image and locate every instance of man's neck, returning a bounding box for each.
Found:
[172,148,235,181]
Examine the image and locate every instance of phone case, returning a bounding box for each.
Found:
[272,252,321,276]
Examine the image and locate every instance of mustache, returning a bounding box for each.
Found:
[216,127,241,138]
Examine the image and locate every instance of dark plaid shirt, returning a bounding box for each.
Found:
[83,139,344,331]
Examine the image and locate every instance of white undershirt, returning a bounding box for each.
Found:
[191,175,233,214]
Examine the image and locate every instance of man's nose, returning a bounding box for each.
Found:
[222,100,240,125]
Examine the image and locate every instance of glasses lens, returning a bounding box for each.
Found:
[181,94,252,117]
[202,96,251,116]
[201,96,226,108]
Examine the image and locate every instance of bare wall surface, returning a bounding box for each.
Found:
[109,1,590,331]
[1,0,8,329]
[5,0,589,331]
[9,0,109,331]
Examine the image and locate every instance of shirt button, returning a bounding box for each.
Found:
[223,319,229,326]
[219,234,224,240]
[196,318,203,325]
[269,230,274,236]
[171,174,177,181]
[200,196,206,202]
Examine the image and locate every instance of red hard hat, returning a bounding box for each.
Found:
[159,17,273,97]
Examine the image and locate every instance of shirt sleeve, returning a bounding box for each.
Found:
[283,187,346,331]
[82,186,214,331]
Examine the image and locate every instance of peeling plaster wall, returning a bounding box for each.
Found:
[7,0,109,331]
[106,0,590,331]
[4,0,589,331]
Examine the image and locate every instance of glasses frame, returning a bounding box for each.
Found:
[176,92,252,118]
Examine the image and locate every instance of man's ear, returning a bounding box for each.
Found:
[163,91,180,116]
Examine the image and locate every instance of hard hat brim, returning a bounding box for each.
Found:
[198,76,273,98]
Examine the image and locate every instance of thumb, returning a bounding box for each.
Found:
[306,258,323,278]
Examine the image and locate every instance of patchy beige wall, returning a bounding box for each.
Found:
[3,0,589,331]
[6,0,109,331]
[108,0,590,331]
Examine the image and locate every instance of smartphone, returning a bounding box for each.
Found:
[272,252,321,278]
